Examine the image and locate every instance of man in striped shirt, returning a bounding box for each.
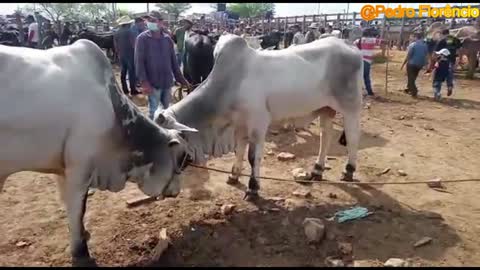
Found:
[353,28,383,97]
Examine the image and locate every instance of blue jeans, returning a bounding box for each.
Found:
[120,55,137,95]
[148,87,172,119]
[363,61,374,96]
[176,51,184,68]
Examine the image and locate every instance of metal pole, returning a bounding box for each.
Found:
[147,3,150,13]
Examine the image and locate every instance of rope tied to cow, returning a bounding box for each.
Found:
[188,163,480,186]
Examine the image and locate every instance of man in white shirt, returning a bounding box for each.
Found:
[291,24,305,46]
[26,15,39,48]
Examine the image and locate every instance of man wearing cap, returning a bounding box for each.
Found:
[305,23,319,43]
[135,11,191,119]
[114,16,139,96]
[291,24,305,46]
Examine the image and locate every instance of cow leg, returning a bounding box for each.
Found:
[244,120,269,201]
[311,108,336,181]
[227,130,248,185]
[63,167,96,267]
[341,111,361,182]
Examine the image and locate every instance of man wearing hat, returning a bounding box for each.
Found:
[305,23,319,43]
[114,15,139,96]
[135,11,191,119]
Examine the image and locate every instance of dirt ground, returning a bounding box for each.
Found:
[1,50,480,267]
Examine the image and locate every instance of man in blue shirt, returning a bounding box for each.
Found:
[135,11,192,119]
[130,17,146,39]
[401,32,429,97]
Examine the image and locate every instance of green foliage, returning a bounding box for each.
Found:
[227,3,275,18]
[155,3,191,19]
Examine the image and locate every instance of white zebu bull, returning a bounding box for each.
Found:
[0,40,197,266]
[156,34,363,200]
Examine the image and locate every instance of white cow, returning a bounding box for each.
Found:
[0,39,197,266]
[156,34,363,201]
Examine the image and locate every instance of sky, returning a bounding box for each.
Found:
[0,3,477,17]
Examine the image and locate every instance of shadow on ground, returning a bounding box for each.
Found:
[129,182,460,267]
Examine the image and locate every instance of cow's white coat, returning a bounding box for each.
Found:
[159,34,364,199]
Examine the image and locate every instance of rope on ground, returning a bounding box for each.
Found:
[188,163,480,186]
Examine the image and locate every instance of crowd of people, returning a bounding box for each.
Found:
[400,29,462,101]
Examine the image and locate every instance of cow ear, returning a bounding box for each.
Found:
[154,110,166,125]
[168,138,180,147]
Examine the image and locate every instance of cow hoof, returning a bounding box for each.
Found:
[226,176,239,185]
[341,172,355,182]
[243,190,259,201]
[72,257,97,267]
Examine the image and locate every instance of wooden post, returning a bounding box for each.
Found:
[15,12,24,45]
[398,16,405,51]
[262,19,265,34]
[284,16,288,32]
[352,12,356,25]
[302,15,306,33]
[324,14,327,27]
[276,17,280,30]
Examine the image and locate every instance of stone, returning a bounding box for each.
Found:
[413,236,432,248]
[87,189,96,196]
[353,260,377,267]
[397,170,407,177]
[423,124,435,131]
[400,153,405,157]
[266,150,274,156]
[15,241,30,248]
[292,188,312,198]
[221,204,236,215]
[377,167,391,176]
[384,258,408,267]
[302,218,326,243]
[338,242,353,255]
[427,178,443,189]
[277,152,296,161]
[152,228,170,261]
[291,168,310,180]
[285,198,308,209]
[270,196,285,202]
[325,257,344,267]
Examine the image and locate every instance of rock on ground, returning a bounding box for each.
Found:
[277,152,296,161]
[302,218,325,243]
[291,168,309,180]
[384,258,409,267]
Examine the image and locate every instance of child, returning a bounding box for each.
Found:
[431,48,453,101]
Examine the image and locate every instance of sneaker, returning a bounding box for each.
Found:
[447,87,453,96]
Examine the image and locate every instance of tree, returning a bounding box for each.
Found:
[227,3,275,19]
[33,3,79,23]
[155,3,191,20]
